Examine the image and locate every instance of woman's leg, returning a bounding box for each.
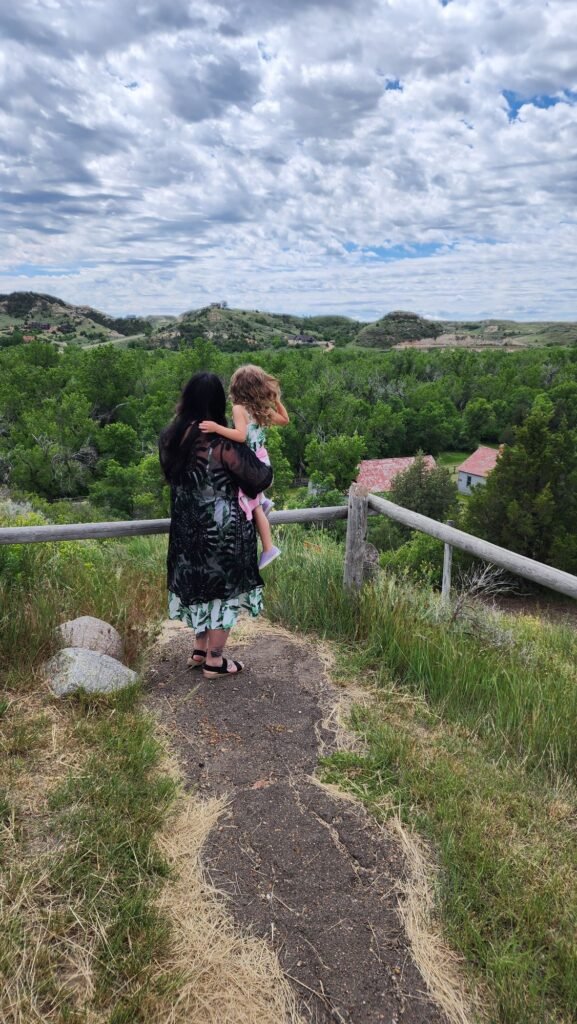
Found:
[204,628,243,673]
[187,629,208,666]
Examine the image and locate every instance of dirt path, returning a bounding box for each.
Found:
[147,623,451,1024]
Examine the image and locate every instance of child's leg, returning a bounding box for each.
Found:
[254,505,281,569]
[253,505,273,552]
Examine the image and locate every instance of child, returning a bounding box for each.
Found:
[199,364,289,569]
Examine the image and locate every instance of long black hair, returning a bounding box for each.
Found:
[159,372,227,482]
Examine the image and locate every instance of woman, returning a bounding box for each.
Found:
[159,372,273,677]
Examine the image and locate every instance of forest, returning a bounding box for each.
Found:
[2,338,577,573]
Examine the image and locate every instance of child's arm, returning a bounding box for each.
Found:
[269,399,290,426]
[199,405,248,442]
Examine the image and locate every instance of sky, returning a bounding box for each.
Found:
[0,0,576,321]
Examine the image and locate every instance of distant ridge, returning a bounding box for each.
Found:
[1,292,575,351]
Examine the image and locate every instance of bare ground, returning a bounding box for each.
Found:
[146,622,466,1024]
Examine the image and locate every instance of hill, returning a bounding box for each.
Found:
[165,305,359,351]
[0,291,156,347]
[0,292,575,352]
[356,310,443,348]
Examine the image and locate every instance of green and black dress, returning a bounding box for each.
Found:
[160,431,273,633]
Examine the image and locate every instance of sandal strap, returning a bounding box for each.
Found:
[203,657,243,676]
[192,648,207,657]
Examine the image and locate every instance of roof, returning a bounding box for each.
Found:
[356,455,436,492]
[457,446,501,477]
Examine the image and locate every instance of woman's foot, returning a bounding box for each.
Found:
[203,657,244,678]
[259,546,281,569]
[187,634,208,668]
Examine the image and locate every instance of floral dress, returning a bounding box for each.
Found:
[159,432,273,633]
[238,421,270,521]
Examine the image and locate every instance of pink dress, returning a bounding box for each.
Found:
[238,421,270,521]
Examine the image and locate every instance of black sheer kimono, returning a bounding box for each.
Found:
[159,432,273,608]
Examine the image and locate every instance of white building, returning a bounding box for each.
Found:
[457,446,501,494]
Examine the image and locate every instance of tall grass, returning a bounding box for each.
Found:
[0,518,177,1021]
[0,517,167,689]
[266,527,577,779]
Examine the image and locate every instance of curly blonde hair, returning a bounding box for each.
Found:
[229,364,281,427]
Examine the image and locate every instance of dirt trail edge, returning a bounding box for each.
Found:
[147,623,451,1024]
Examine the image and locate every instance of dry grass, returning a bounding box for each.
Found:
[152,790,306,1024]
[0,689,105,1024]
[390,816,486,1024]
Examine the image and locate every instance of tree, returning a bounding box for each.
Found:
[466,396,577,571]
[265,427,293,500]
[389,453,458,521]
[304,433,366,492]
[463,398,497,446]
[97,422,140,466]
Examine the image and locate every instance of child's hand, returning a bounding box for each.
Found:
[199,420,218,433]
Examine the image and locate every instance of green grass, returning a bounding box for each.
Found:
[0,519,178,1021]
[267,528,577,777]
[265,528,577,1023]
[0,514,167,690]
[437,450,473,481]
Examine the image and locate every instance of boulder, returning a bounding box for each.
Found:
[45,647,137,697]
[57,616,124,659]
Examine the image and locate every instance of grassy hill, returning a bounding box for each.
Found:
[0,291,575,352]
[0,291,155,347]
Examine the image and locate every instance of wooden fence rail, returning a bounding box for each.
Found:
[1,491,576,602]
[367,492,577,601]
[0,505,349,547]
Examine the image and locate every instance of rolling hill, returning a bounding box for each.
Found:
[0,292,575,352]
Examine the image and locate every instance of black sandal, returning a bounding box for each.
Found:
[187,648,207,668]
[202,657,244,678]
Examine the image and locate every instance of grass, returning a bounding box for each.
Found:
[1,688,179,1023]
[0,514,180,1022]
[265,527,577,1024]
[0,518,167,690]
[437,450,474,482]
[266,528,577,777]
[0,515,303,1023]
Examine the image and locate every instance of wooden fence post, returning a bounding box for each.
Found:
[343,484,369,592]
[441,519,454,603]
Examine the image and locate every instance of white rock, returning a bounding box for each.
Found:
[45,647,137,697]
[58,616,124,659]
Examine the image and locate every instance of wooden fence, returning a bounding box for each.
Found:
[1,486,577,602]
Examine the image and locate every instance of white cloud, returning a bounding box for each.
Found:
[0,0,575,318]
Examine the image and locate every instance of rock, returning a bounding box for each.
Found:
[44,647,137,697]
[58,616,124,659]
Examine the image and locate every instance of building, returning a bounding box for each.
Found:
[356,455,436,492]
[457,446,501,494]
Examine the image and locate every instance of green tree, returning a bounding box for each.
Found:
[304,433,366,492]
[466,396,577,571]
[463,398,497,446]
[389,453,458,521]
[97,423,140,466]
[265,427,293,500]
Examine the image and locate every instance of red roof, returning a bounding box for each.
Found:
[357,456,436,492]
[457,446,501,478]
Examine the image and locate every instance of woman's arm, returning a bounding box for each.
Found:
[219,440,273,498]
[200,405,248,442]
[269,399,290,426]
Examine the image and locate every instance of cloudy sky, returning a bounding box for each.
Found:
[1,0,576,320]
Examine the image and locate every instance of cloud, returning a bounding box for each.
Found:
[0,0,575,318]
